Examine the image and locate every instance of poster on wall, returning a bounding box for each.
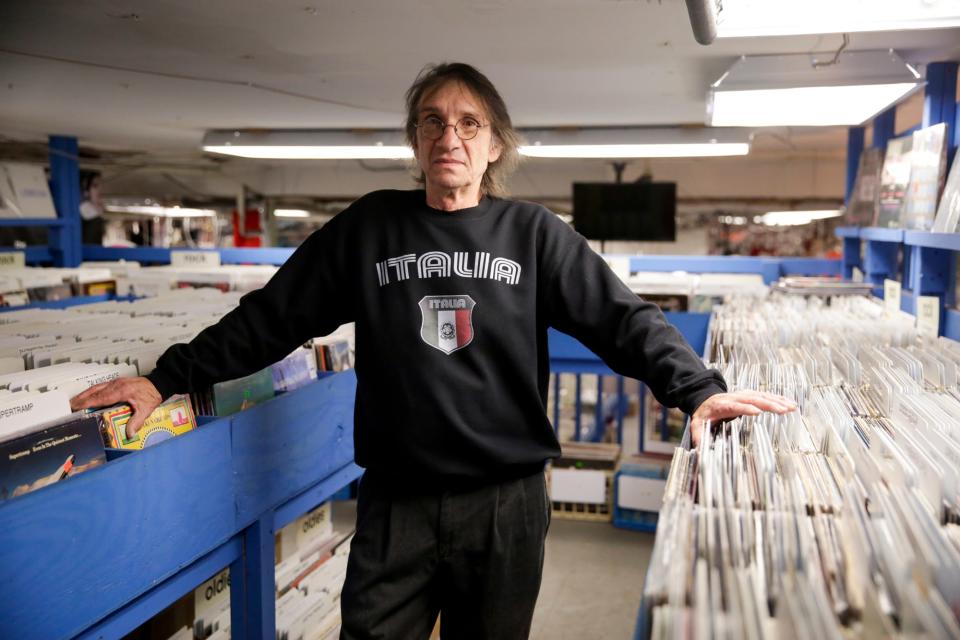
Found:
[0,163,57,219]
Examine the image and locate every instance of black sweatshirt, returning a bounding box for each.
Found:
[146,190,726,485]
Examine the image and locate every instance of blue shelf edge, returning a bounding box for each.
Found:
[611,518,658,533]
[903,231,960,251]
[82,245,296,265]
[860,227,905,242]
[0,293,139,313]
[835,226,861,238]
[0,247,56,264]
[0,218,65,227]
[945,308,960,342]
[548,314,710,365]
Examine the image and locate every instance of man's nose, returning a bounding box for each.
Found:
[436,123,461,148]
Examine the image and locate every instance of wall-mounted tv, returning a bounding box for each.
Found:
[572,182,677,241]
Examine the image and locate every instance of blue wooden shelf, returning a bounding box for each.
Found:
[628,255,782,284]
[0,293,140,313]
[0,218,65,227]
[835,226,861,238]
[614,255,841,285]
[903,231,960,251]
[0,371,359,640]
[82,245,296,265]
[946,309,960,341]
[778,257,841,277]
[859,227,905,242]
[0,247,56,264]
[548,314,710,374]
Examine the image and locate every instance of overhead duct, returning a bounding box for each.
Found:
[685,0,721,45]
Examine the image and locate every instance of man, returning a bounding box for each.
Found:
[72,62,794,639]
[79,171,106,245]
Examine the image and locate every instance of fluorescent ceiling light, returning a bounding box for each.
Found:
[202,130,413,160]
[105,205,216,218]
[520,143,748,158]
[273,209,310,218]
[203,127,750,160]
[708,50,923,127]
[760,210,842,226]
[712,0,960,38]
[711,84,919,127]
[205,145,414,160]
[519,127,751,158]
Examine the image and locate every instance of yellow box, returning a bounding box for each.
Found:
[99,395,198,449]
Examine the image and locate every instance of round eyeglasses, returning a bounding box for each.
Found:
[415,115,487,141]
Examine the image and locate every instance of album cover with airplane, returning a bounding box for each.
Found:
[0,414,106,502]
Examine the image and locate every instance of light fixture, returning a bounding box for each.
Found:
[273,209,310,218]
[203,130,414,160]
[518,127,751,158]
[687,0,960,40]
[105,204,216,218]
[708,50,923,127]
[203,127,750,160]
[760,210,842,226]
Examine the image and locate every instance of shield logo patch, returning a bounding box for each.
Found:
[418,295,476,354]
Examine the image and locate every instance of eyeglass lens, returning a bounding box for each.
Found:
[419,116,480,141]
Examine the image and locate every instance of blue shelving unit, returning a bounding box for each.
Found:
[0,372,360,640]
[3,136,86,267]
[837,59,959,340]
[82,244,296,266]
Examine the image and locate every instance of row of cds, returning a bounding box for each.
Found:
[0,288,235,440]
[642,295,960,640]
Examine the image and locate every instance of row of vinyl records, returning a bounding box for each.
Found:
[0,262,280,308]
[642,295,960,640]
[133,500,353,640]
[0,287,354,503]
[844,121,960,232]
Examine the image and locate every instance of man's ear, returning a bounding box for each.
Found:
[488,138,502,163]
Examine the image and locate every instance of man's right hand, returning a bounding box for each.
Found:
[70,376,163,440]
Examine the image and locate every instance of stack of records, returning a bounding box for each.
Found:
[875,135,913,228]
[843,148,883,226]
[771,277,875,297]
[902,123,948,231]
[0,266,117,307]
[643,295,960,639]
[0,287,355,501]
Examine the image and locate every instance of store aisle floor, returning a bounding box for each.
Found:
[531,519,653,640]
[333,500,654,640]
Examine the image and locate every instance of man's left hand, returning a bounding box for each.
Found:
[690,391,797,446]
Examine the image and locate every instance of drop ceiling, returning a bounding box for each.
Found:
[0,0,957,196]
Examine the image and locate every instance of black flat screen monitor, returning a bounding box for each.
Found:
[572,182,677,241]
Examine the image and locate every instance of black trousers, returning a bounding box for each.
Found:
[340,470,551,640]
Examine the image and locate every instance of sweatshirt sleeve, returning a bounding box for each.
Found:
[144,211,355,400]
[539,214,726,415]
